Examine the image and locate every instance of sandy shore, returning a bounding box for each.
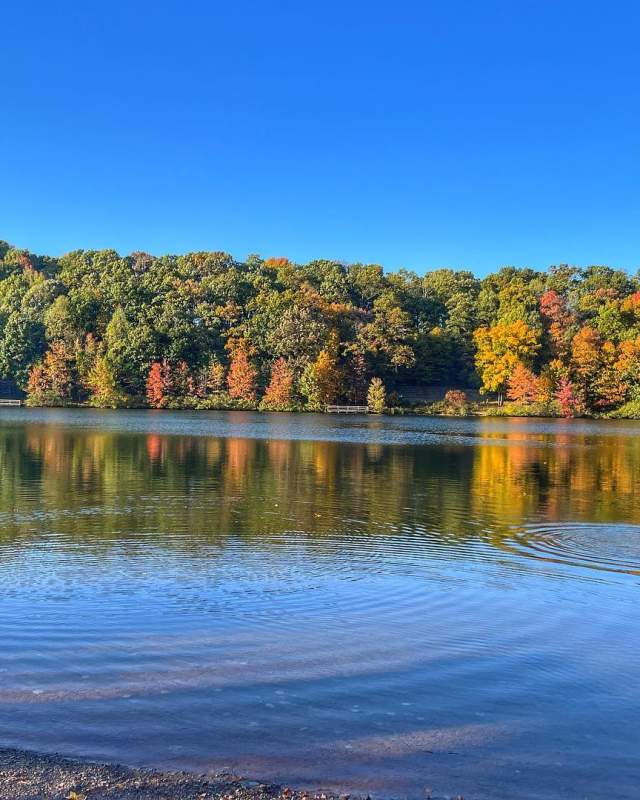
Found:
[0,748,349,800]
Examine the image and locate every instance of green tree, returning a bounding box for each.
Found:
[4,237,640,416]
[298,362,322,411]
[104,307,155,394]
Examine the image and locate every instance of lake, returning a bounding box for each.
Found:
[0,409,638,799]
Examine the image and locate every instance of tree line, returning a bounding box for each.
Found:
[1,239,639,417]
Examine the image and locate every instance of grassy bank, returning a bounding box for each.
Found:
[18,397,640,419]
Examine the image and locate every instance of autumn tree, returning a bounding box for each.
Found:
[227,342,258,402]
[26,341,73,406]
[6,238,640,417]
[367,377,386,413]
[260,358,295,411]
[474,320,540,404]
[146,360,172,408]
[592,341,628,409]
[570,325,608,408]
[555,378,585,418]
[145,359,194,407]
[203,358,226,394]
[87,355,127,408]
[444,389,468,413]
[507,363,543,405]
[571,326,601,381]
[312,347,341,406]
[615,337,640,387]
[540,289,574,360]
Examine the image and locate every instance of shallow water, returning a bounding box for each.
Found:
[0,409,639,799]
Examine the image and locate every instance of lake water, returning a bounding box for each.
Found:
[0,409,638,799]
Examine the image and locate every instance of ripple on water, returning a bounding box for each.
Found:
[2,413,640,799]
[502,522,640,576]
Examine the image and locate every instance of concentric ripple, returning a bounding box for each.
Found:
[501,523,640,576]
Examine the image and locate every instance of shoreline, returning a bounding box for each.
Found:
[6,402,640,420]
[0,747,350,800]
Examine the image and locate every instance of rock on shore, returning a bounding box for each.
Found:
[0,748,344,800]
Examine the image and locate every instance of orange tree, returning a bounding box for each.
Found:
[226,340,258,402]
[507,363,543,405]
[260,358,295,411]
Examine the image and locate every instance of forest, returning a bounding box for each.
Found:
[1,239,640,417]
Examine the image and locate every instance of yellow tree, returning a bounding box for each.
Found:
[571,326,602,383]
[593,341,627,409]
[87,355,127,408]
[474,320,540,404]
[313,347,341,405]
[26,341,74,406]
[570,325,606,408]
[616,336,640,384]
[298,333,342,410]
[367,377,386,413]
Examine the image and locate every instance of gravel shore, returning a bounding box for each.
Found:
[0,748,347,800]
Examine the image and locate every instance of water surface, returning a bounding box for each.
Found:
[0,409,639,799]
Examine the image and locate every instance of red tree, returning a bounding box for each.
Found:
[146,360,171,408]
[540,290,574,357]
[555,378,585,418]
[444,389,468,410]
[146,360,194,407]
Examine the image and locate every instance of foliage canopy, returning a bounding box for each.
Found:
[1,239,638,416]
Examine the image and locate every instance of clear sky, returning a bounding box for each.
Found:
[2,1,639,276]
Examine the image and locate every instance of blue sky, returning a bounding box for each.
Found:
[2,1,640,275]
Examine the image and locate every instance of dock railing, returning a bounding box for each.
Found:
[326,405,369,414]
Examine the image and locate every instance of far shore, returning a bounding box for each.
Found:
[3,400,640,421]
